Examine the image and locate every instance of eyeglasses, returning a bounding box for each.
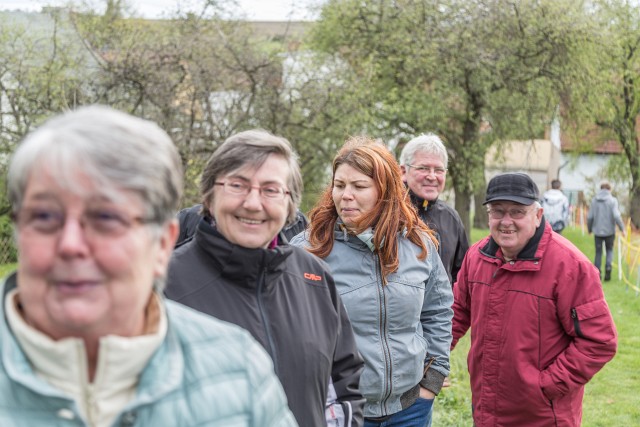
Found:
[487,207,533,220]
[215,181,291,201]
[14,207,152,238]
[407,164,447,177]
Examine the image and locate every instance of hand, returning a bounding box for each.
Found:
[419,387,436,399]
[442,376,451,388]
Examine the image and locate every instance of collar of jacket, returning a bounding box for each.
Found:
[409,190,437,212]
[333,220,372,252]
[1,273,185,405]
[481,216,546,261]
[194,217,292,287]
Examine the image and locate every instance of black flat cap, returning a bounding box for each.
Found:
[483,172,540,206]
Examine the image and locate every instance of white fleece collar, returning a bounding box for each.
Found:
[5,289,167,427]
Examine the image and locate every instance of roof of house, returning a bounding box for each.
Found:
[561,138,624,154]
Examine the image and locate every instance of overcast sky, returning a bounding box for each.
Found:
[0,0,324,21]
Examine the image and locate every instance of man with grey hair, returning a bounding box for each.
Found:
[400,133,468,286]
[452,172,617,426]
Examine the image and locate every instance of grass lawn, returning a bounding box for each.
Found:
[433,227,640,426]
[0,263,16,277]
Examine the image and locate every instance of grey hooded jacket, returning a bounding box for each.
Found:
[542,189,570,228]
[587,189,625,237]
[290,227,453,418]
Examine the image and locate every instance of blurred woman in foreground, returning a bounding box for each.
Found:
[0,106,295,427]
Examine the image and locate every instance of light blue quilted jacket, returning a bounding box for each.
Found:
[0,274,298,427]
[291,228,453,418]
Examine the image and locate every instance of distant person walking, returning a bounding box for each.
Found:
[542,179,570,234]
[587,181,626,281]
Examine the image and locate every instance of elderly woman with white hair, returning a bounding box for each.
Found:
[0,106,296,427]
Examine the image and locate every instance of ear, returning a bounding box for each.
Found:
[400,165,408,182]
[153,219,179,278]
[535,206,544,227]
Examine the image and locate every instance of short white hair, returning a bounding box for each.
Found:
[399,133,448,168]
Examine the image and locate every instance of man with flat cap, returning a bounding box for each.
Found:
[451,172,617,426]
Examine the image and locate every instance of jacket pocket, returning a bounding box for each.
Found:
[570,299,615,339]
[537,371,553,405]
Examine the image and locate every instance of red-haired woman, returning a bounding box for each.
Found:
[291,136,454,426]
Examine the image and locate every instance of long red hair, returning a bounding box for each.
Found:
[307,136,437,283]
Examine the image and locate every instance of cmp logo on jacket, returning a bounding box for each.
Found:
[304,272,322,281]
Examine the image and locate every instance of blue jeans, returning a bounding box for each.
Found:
[364,397,434,427]
[594,234,615,273]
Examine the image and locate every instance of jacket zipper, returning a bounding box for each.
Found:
[375,256,393,414]
[257,267,279,374]
[84,385,96,426]
[571,308,584,338]
[78,343,96,426]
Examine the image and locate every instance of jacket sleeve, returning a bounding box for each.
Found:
[451,247,472,349]
[419,240,454,395]
[587,202,594,232]
[245,337,299,427]
[539,259,618,401]
[327,273,365,427]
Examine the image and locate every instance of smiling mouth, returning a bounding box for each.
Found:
[53,280,100,294]
[500,230,516,234]
[238,217,264,225]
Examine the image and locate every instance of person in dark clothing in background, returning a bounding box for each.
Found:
[165,129,364,427]
[399,133,469,286]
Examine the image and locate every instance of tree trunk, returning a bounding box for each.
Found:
[455,187,472,243]
[630,185,640,230]
[473,162,489,229]
[473,192,489,229]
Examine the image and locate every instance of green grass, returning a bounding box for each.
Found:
[0,263,16,277]
[434,227,640,426]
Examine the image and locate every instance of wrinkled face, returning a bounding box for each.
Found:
[15,166,177,341]
[332,164,380,229]
[208,154,291,249]
[487,201,543,259]
[401,151,446,201]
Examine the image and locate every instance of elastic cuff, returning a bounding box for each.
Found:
[419,369,445,395]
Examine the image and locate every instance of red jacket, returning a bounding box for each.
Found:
[452,221,617,426]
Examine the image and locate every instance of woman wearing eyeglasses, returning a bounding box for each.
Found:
[165,130,364,427]
[0,107,296,426]
[290,137,453,427]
